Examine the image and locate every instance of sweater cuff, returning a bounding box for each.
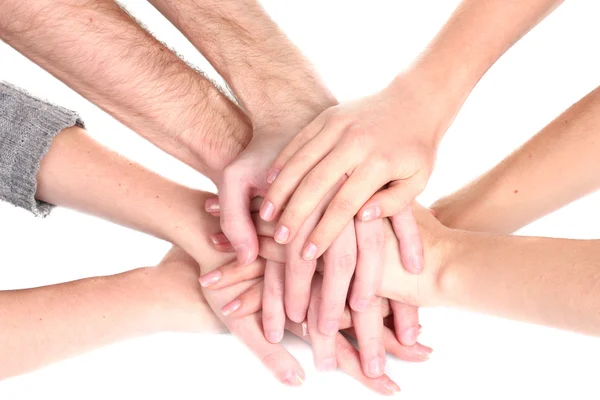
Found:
[0,82,85,217]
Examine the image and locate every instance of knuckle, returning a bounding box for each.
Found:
[330,197,356,216]
[262,310,282,326]
[287,259,315,275]
[360,230,385,250]
[261,349,286,370]
[265,280,284,299]
[332,253,357,273]
[337,341,356,360]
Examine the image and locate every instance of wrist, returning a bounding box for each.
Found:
[433,228,473,307]
[160,189,218,262]
[251,87,337,133]
[177,88,252,180]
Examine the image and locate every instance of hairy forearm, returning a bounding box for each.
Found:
[0,267,163,379]
[433,86,600,233]
[35,126,213,261]
[0,0,250,177]
[438,231,600,336]
[402,0,564,121]
[149,0,335,128]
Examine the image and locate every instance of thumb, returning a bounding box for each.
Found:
[219,178,259,267]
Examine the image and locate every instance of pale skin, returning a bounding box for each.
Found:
[213,83,600,338]
[0,0,422,375]
[0,125,436,393]
[260,0,566,282]
[147,0,421,376]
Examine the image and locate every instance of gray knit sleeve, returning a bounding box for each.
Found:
[0,81,84,217]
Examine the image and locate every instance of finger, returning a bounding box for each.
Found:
[209,232,235,253]
[360,178,425,272]
[263,260,286,343]
[226,313,305,386]
[389,205,424,273]
[351,297,385,378]
[221,281,263,317]
[283,182,344,323]
[318,220,357,336]
[271,146,356,245]
[252,212,277,237]
[204,197,220,214]
[307,277,338,371]
[285,321,400,395]
[303,164,388,261]
[199,258,265,290]
[265,109,331,186]
[209,229,285,263]
[350,218,385,312]
[219,174,259,266]
[390,300,420,346]
[257,237,286,263]
[205,196,263,215]
[345,325,433,362]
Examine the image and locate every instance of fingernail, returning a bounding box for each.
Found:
[318,357,337,372]
[266,331,283,343]
[287,310,305,323]
[274,225,290,244]
[361,206,381,222]
[367,357,384,377]
[321,320,339,336]
[199,270,222,287]
[353,297,370,312]
[302,242,317,261]
[301,321,309,337]
[260,201,275,221]
[234,244,250,266]
[416,344,433,360]
[384,379,401,394]
[410,252,424,272]
[221,299,241,316]
[282,370,305,386]
[266,169,280,184]
[209,233,229,245]
[402,327,419,346]
[205,200,220,212]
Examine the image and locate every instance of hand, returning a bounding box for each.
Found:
[150,246,226,334]
[211,203,448,309]
[260,70,458,271]
[205,196,421,377]
[171,248,404,394]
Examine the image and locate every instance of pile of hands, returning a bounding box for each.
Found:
[163,74,459,395]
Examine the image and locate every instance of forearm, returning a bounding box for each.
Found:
[437,231,600,336]
[149,0,336,128]
[0,0,250,178]
[398,0,564,134]
[433,86,600,233]
[0,267,162,379]
[35,126,213,260]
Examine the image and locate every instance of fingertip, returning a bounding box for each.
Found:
[221,299,241,316]
[205,197,220,213]
[266,169,280,185]
[234,244,257,267]
[359,204,382,222]
[266,331,284,344]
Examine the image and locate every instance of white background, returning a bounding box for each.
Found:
[1,1,600,399]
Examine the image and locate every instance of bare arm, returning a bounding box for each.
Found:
[432,86,600,233]
[149,0,335,129]
[413,0,565,110]
[437,231,600,336]
[0,247,224,380]
[35,125,211,263]
[0,0,250,180]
